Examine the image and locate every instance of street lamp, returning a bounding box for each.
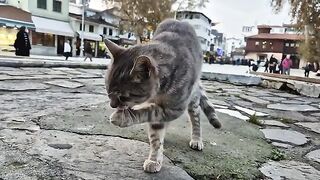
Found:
[80,0,88,57]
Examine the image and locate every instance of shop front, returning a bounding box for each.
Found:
[76,31,102,57]
[31,16,74,56]
[0,5,34,56]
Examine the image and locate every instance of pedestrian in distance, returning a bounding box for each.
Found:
[304,62,312,77]
[63,40,72,60]
[269,55,277,73]
[282,55,293,75]
[264,58,269,72]
[14,26,31,56]
[83,42,93,62]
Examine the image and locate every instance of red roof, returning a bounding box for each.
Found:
[246,33,304,41]
[0,5,32,23]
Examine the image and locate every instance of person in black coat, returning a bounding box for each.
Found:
[14,26,31,56]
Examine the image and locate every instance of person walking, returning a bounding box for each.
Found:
[282,55,293,75]
[83,42,93,62]
[14,26,31,56]
[63,40,72,60]
[269,55,277,73]
[304,62,312,77]
[264,58,269,72]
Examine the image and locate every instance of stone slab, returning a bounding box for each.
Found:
[0,129,193,180]
[271,142,293,149]
[3,70,45,76]
[267,103,318,112]
[295,122,320,134]
[0,81,50,91]
[239,94,270,104]
[281,100,309,104]
[0,67,18,71]
[262,120,289,128]
[260,96,287,102]
[207,98,230,106]
[260,161,320,180]
[274,92,300,98]
[305,149,320,163]
[212,104,228,109]
[44,80,85,89]
[234,106,269,117]
[260,129,309,146]
[216,109,249,120]
[311,112,320,117]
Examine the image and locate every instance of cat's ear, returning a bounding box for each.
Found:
[104,39,124,59]
[130,55,158,82]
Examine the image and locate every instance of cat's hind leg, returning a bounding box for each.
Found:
[143,123,167,173]
[188,93,203,151]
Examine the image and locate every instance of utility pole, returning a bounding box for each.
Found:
[80,0,86,57]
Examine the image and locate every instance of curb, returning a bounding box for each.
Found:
[201,72,262,86]
[0,58,107,69]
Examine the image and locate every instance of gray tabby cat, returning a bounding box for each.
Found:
[104,19,221,173]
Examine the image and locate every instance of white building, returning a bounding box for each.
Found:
[69,0,120,57]
[176,10,213,52]
[225,37,243,57]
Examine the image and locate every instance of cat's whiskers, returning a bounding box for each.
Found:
[127,108,137,123]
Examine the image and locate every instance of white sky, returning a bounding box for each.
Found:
[202,0,292,38]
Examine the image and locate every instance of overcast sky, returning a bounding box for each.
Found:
[201,0,292,38]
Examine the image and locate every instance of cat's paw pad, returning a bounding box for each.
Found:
[143,159,162,173]
[189,139,204,151]
[110,111,132,128]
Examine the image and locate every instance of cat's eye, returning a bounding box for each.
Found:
[119,96,130,102]
[129,93,144,98]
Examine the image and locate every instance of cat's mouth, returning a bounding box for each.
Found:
[117,106,130,111]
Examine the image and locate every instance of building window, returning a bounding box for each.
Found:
[80,23,85,31]
[285,42,290,47]
[290,43,295,47]
[37,0,47,9]
[109,28,113,36]
[296,43,299,47]
[103,27,107,35]
[89,25,94,32]
[194,14,200,19]
[53,0,62,12]
[32,31,55,47]
[255,41,259,46]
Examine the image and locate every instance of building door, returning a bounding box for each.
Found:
[57,35,65,55]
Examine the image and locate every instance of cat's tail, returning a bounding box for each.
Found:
[199,85,222,129]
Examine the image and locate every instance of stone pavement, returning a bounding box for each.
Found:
[0,67,320,179]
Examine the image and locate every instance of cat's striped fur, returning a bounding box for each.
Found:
[104,19,221,173]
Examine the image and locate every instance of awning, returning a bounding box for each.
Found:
[32,16,74,37]
[0,18,35,29]
[77,31,102,41]
[0,5,34,29]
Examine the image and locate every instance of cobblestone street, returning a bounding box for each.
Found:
[1,67,320,179]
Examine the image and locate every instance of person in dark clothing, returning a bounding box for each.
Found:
[304,62,312,77]
[14,26,31,56]
[83,42,93,62]
[264,59,269,72]
[269,55,277,73]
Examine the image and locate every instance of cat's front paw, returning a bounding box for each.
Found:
[110,110,132,127]
[143,159,162,173]
[189,139,204,151]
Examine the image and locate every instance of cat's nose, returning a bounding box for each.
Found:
[110,99,119,108]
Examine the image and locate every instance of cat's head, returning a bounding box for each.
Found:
[104,39,159,109]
